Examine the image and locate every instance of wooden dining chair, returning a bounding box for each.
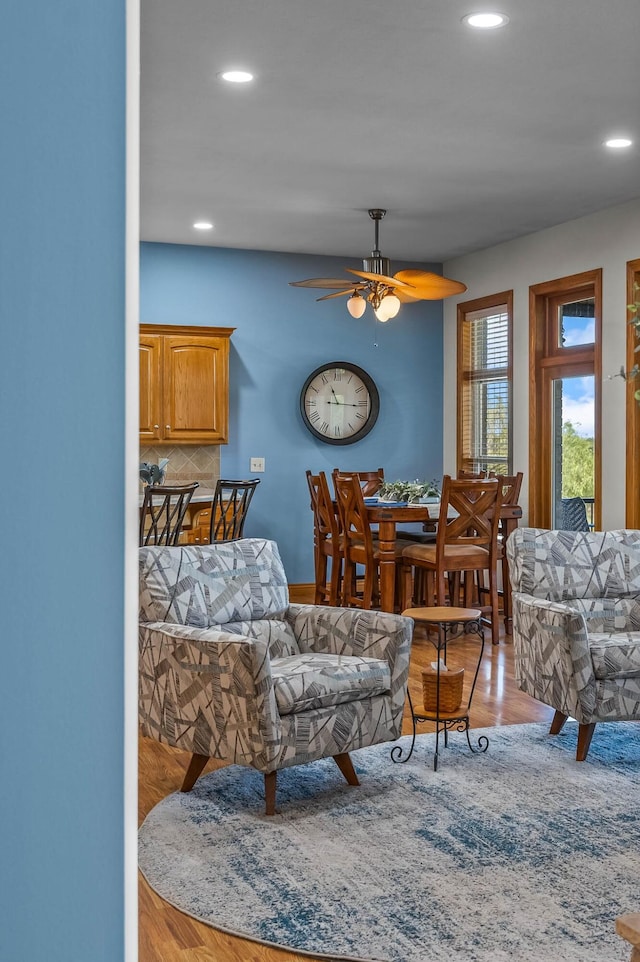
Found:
[333,471,414,610]
[139,482,199,546]
[334,467,385,497]
[306,470,343,606]
[487,471,524,632]
[457,467,487,479]
[401,475,504,644]
[209,479,260,542]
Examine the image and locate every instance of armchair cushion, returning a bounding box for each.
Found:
[570,597,640,632]
[270,653,390,715]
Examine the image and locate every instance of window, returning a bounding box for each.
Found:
[529,270,602,530]
[457,291,513,476]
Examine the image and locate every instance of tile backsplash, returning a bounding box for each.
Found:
[139,445,220,487]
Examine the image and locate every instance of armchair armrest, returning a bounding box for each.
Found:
[285,604,413,717]
[139,621,282,768]
[511,593,597,721]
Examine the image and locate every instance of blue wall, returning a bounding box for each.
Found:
[140,242,445,581]
[0,3,126,961]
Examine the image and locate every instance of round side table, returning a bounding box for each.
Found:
[391,606,489,770]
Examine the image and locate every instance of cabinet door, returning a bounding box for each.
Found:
[163,335,229,442]
[139,335,162,441]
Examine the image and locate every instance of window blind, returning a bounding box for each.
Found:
[459,305,512,475]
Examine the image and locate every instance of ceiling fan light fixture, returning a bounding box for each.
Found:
[463,12,509,28]
[373,293,400,322]
[374,305,391,322]
[346,292,367,318]
[380,294,400,319]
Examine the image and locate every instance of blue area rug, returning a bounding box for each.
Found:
[139,722,639,962]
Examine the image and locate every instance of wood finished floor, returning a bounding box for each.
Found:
[139,594,554,962]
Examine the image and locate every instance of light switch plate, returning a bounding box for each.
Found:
[250,457,265,472]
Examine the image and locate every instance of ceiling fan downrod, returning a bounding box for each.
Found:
[364,209,391,276]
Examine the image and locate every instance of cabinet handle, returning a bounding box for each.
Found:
[165,424,171,430]
[153,424,159,429]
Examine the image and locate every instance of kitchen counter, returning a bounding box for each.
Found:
[139,485,216,507]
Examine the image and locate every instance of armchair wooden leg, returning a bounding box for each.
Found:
[333,752,360,786]
[180,753,210,792]
[549,710,568,735]
[576,722,596,761]
[264,771,277,815]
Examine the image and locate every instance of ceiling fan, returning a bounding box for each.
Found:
[289,209,467,322]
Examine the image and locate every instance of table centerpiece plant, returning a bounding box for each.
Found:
[378,479,440,503]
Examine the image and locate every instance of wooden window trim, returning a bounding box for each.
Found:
[545,285,597,359]
[456,290,513,475]
[529,269,602,529]
[626,258,640,526]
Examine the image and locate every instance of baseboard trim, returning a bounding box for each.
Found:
[288,583,315,604]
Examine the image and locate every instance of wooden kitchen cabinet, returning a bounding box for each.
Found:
[140,325,234,444]
[181,506,212,545]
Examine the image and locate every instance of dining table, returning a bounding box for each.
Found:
[365,501,433,613]
[364,500,523,616]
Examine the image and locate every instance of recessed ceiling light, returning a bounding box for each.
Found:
[218,70,254,84]
[463,12,509,28]
[604,137,633,149]
[193,221,214,230]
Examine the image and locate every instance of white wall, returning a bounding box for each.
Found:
[443,197,640,530]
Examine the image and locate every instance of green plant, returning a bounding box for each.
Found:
[378,478,440,502]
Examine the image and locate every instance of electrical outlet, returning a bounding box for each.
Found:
[250,457,265,472]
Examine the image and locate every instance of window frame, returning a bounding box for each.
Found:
[456,290,513,477]
[529,269,602,529]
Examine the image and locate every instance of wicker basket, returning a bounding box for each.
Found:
[421,665,465,714]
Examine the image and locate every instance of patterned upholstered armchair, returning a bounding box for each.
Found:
[507,527,640,760]
[139,539,413,814]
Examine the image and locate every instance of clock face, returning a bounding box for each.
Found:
[300,362,379,445]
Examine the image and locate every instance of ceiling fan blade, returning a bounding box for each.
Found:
[345,268,415,290]
[395,290,428,303]
[289,278,356,290]
[315,288,362,302]
[393,269,467,299]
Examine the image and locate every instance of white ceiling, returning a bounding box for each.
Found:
[140,0,640,264]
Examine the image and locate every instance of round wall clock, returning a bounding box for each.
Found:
[300,361,380,445]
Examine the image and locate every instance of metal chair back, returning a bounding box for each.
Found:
[139,483,199,546]
[209,479,260,542]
